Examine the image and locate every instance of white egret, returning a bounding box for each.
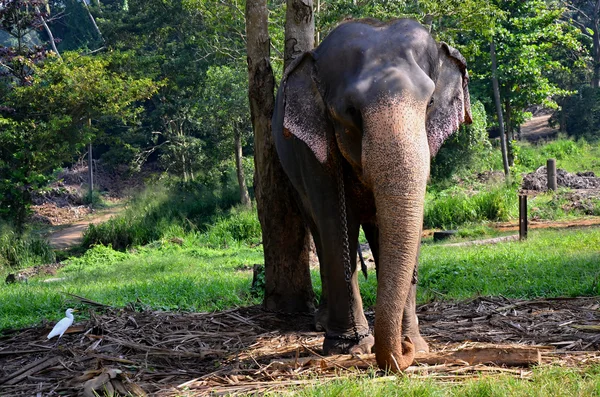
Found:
[47,308,77,343]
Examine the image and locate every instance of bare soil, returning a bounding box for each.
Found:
[1,297,600,396]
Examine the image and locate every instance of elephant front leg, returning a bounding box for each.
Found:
[364,222,428,353]
[320,214,374,355]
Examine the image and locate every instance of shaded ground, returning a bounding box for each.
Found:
[2,297,600,396]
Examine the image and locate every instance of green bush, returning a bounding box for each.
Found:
[512,136,598,174]
[424,186,515,229]
[200,206,262,248]
[0,225,55,272]
[82,178,242,250]
[430,100,493,182]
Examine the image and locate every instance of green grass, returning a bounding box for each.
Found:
[0,240,264,331]
[82,179,242,250]
[513,137,600,175]
[347,227,600,308]
[3,225,599,332]
[424,185,517,229]
[288,366,600,396]
[0,224,55,273]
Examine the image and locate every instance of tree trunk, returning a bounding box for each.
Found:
[315,0,321,44]
[35,7,62,61]
[234,129,251,208]
[559,98,567,133]
[490,39,510,177]
[88,141,94,202]
[284,0,314,68]
[505,100,514,166]
[81,0,105,43]
[246,0,315,313]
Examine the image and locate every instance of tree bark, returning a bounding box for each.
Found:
[35,7,62,61]
[284,0,314,68]
[246,0,315,313]
[234,129,251,208]
[490,39,510,177]
[505,99,514,166]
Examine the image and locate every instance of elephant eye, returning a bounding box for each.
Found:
[428,97,434,108]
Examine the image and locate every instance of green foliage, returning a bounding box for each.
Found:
[431,100,492,181]
[0,241,264,330]
[0,51,159,230]
[512,138,600,174]
[200,206,262,248]
[0,224,55,272]
[424,185,516,229]
[559,86,600,141]
[82,177,242,250]
[464,0,581,140]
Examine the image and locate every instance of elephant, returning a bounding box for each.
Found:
[272,18,471,372]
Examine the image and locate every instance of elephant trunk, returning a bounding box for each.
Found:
[362,96,430,372]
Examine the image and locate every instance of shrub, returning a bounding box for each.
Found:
[424,186,515,229]
[430,100,493,182]
[201,206,262,248]
[82,178,242,250]
[0,225,55,272]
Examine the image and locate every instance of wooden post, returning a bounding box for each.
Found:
[547,158,557,191]
[519,194,527,240]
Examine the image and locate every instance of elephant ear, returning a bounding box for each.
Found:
[426,43,472,157]
[278,52,330,164]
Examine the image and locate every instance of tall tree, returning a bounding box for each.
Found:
[246,0,315,313]
[0,52,157,230]
[563,0,600,87]
[199,65,252,207]
[464,0,576,166]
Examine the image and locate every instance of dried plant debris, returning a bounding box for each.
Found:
[1,297,600,396]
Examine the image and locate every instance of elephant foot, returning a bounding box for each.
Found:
[404,333,429,353]
[323,334,374,355]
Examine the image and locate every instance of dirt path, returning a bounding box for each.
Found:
[47,207,122,250]
[520,114,559,142]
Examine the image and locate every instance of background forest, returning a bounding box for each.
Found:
[1,0,600,230]
[3,3,600,394]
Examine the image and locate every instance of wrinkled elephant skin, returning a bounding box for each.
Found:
[272,18,471,372]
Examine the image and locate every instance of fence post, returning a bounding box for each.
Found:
[547,158,557,191]
[519,194,528,241]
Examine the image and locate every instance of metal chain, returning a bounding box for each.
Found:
[334,154,362,342]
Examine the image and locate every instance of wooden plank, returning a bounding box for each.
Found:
[414,346,541,367]
[270,346,542,371]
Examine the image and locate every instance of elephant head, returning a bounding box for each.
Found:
[274,19,471,371]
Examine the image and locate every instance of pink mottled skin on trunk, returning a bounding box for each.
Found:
[362,95,430,372]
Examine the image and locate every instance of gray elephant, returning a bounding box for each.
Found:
[272,18,471,372]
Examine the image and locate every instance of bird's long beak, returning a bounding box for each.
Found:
[72,310,78,312]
